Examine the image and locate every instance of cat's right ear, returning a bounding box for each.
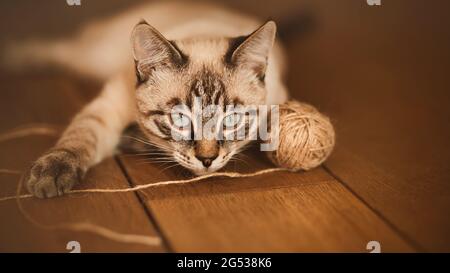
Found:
[131,20,186,80]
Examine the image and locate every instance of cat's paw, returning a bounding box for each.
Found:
[26,149,84,198]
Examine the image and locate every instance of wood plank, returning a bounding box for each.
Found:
[0,71,165,252]
[1,0,439,253]
[119,147,414,252]
[286,0,450,251]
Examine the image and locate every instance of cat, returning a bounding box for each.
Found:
[5,1,289,198]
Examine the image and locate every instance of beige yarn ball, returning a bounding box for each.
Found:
[266,100,335,171]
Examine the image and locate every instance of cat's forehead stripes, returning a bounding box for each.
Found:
[186,69,229,109]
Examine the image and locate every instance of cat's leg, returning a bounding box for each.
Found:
[26,73,135,198]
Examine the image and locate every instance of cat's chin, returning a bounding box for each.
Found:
[191,166,222,176]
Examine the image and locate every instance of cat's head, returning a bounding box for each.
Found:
[131,20,276,175]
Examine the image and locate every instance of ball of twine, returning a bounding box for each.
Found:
[267,100,335,171]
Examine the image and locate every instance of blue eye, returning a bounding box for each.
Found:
[223,112,241,128]
[171,112,190,128]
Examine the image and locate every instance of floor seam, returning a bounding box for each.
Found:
[114,155,175,253]
[322,164,426,252]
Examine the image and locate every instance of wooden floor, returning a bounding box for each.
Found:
[1,0,449,252]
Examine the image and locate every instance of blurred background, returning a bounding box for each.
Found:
[0,0,449,252]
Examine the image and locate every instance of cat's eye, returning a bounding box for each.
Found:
[170,112,190,128]
[223,112,242,128]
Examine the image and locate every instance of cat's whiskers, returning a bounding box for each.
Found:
[136,158,176,164]
[122,135,178,168]
[135,156,176,163]
[236,152,251,160]
[229,153,251,168]
[135,156,178,167]
[157,162,181,174]
[133,152,172,157]
[122,152,172,159]
[122,135,174,153]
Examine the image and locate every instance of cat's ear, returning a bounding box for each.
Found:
[131,20,185,79]
[228,21,277,80]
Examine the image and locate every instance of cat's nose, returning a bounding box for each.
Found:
[196,155,218,168]
[194,140,219,168]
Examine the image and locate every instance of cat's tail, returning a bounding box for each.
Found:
[2,38,68,70]
[1,36,124,80]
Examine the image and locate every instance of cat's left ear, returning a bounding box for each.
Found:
[131,20,185,80]
[228,21,277,80]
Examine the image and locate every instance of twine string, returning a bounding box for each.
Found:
[0,123,291,248]
[0,123,60,142]
[4,167,287,248]
[0,167,287,202]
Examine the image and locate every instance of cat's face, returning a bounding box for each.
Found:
[131,20,276,175]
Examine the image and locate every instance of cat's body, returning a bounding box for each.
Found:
[8,1,289,198]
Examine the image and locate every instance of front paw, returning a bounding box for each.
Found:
[26,149,85,198]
